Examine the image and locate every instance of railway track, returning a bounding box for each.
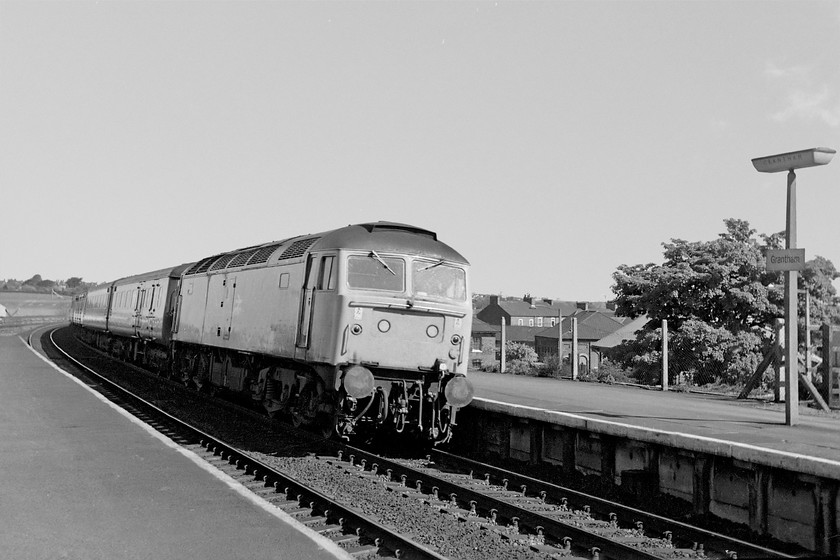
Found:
[40,326,796,560]
[322,447,796,560]
[41,326,448,560]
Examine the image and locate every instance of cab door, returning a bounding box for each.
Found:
[222,275,236,341]
[296,256,317,351]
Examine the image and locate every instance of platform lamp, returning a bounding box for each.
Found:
[751,147,835,425]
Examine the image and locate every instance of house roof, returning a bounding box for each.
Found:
[470,319,543,344]
[471,319,501,335]
[503,325,546,344]
[534,310,625,342]
[496,299,577,318]
[592,316,649,348]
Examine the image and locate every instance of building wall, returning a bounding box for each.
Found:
[510,315,559,328]
[534,338,601,371]
[470,334,499,370]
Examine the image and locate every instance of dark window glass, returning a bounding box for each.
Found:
[347,255,405,292]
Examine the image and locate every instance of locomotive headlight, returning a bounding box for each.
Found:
[444,375,474,408]
[451,334,462,345]
[351,324,363,335]
[342,365,374,398]
[377,319,391,333]
[426,325,439,338]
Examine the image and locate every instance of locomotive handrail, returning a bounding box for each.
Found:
[348,301,466,318]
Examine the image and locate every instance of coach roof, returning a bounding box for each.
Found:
[312,222,469,264]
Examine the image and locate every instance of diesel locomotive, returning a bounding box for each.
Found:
[70,222,474,443]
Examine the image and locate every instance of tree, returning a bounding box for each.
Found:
[66,277,83,289]
[609,219,838,386]
[23,274,43,286]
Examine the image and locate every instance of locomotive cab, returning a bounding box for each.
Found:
[296,223,474,442]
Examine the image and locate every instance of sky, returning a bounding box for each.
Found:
[2,1,840,302]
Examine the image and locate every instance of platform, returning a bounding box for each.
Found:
[462,371,840,553]
[469,370,840,477]
[0,330,350,560]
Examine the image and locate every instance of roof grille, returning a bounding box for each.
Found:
[246,243,281,266]
[227,248,261,268]
[278,237,319,260]
[185,255,220,276]
[209,253,237,271]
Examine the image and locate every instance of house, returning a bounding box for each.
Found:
[469,319,501,370]
[469,319,549,370]
[476,295,579,328]
[533,309,629,372]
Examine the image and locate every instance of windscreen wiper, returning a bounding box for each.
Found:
[369,251,397,275]
[419,259,445,271]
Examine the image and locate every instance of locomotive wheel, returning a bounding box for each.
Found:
[315,412,337,440]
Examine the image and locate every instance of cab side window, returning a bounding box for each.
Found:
[318,256,336,290]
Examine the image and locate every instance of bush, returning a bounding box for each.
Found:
[505,341,538,364]
[582,359,633,384]
[536,354,569,378]
[507,359,536,376]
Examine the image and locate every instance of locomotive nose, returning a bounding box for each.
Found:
[444,375,474,408]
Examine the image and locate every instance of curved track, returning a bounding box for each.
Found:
[42,326,448,560]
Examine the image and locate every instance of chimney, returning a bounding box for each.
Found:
[490,295,499,306]
[523,293,532,304]
[542,298,553,305]
[577,301,588,311]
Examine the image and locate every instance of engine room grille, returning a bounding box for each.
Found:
[185,255,220,276]
[246,243,281,266]
[209,253,237,271]
[227,248,261,268]
[278,237,319,260]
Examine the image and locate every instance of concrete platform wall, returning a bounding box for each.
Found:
[456,403,840,555]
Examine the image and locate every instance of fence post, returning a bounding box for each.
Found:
[500,318,506,373]
[662,319,668,391]
[774,319,784,402]
[571,317,579,380]
[557,312,563,372]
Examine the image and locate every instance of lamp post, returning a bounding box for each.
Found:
[752,147,835,425]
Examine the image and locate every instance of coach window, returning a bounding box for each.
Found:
[318,256,336,290]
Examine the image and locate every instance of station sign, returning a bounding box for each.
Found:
[766,248,806,271]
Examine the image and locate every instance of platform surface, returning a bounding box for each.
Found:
[469,370,840,472]
[0,331,349,560]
